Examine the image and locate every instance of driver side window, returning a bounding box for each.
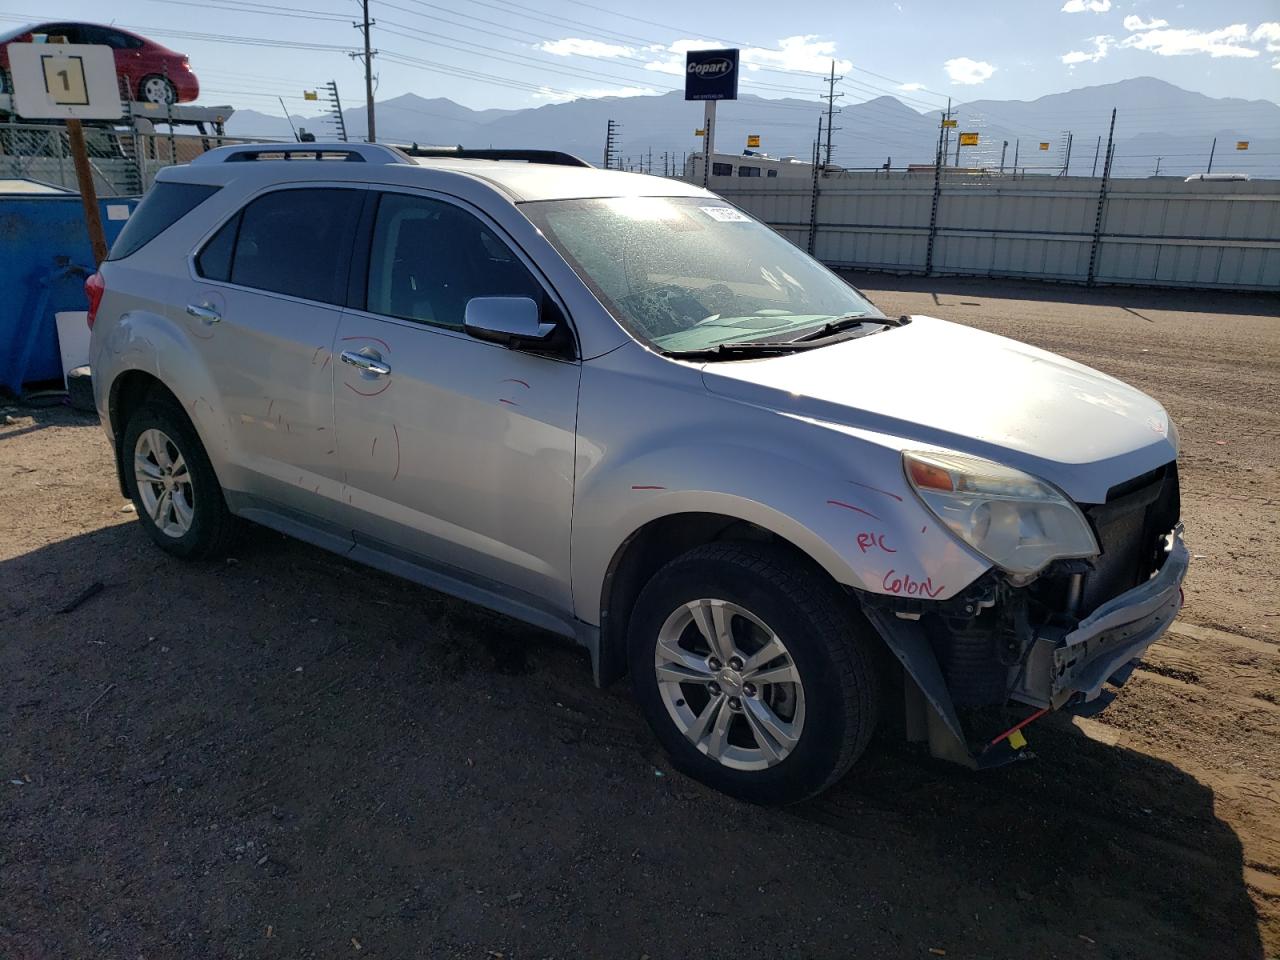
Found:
[366,192,541,330]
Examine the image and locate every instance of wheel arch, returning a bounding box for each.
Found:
[594,510,855,687]
[108,369,211,498]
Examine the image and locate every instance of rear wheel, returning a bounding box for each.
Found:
[138,75,176,104]
[629,542,879,804]
[122,401,237,559]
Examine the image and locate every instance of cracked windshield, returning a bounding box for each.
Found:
[522,196,881,352]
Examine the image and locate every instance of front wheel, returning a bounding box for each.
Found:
[629,542,880,804]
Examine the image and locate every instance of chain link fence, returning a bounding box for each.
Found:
[0,119,283,195]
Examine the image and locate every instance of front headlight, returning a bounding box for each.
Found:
[903,451,1099,577]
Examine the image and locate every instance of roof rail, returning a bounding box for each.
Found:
[191,142,412,165]
[402,146,593,168]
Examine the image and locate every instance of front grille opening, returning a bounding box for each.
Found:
[1078,461,1179,615]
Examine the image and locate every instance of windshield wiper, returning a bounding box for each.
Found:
[789,312,908,343]
[663,340,824,361]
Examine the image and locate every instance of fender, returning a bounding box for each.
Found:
[571,426,993,628]
[94,295,245,494]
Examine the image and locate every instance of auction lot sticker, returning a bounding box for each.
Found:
[700,206,750,222]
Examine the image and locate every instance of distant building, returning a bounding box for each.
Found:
[685,151,815,181]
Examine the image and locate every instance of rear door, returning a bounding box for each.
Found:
[331,189,581,617]
[183,184,364,536]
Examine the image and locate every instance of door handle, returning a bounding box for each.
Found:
[186,302,221,324]
[340,350,391,376]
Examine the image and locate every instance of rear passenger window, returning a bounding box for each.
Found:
[196,214,238,282]
[107,182,219,261]
[228,188,361,304]
[365,192,541,330]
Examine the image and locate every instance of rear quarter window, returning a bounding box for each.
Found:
[107,182,220,261]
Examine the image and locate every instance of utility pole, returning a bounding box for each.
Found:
[647,146,652,174]
[1012,138,1019,174]
[941,97,952,167]
[1207,136,1217,174]
[999,139,1008,173]
[351,0,376,142]
[1061,131,1073,176]
[1154,156,1162,176]
[820,60,843,167]
[603,119,619,169]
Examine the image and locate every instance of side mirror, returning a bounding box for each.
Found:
[463,296,557,349]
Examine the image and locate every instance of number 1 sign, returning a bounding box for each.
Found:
[7,42,122,120]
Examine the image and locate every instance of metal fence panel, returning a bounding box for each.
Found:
[710,169,1279,291]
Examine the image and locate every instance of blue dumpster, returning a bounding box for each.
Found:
[0,179,138,395]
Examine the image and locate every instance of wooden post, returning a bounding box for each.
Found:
[47,33,109,267]
[65,119,108,266]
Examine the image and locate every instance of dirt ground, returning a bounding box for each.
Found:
[1,275,1277,960]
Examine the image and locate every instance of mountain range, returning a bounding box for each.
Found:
[224,77,1280,179]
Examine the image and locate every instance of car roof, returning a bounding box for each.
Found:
[169,144,713,204]
[406,157,709,202]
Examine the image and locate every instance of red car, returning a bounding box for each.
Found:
[0,22,199,104]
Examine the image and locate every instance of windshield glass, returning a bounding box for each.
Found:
[519,196,882,352]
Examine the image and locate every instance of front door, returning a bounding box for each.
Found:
[332,190,581,616]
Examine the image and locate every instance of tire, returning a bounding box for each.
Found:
[138,75,176,105]
[122,400,237,560]
[628,542,879,804]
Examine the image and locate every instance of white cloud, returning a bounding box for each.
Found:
[642,35,852,78]
[1121,23,1259,58]
[943,57,996,84]
[532,85,658,103]
[1061,0,1111,12]
[1252,22,1280,52]
[539,38,635,58]
[1061,35,1114,64]
[1123,15,1168,30]
[899,81,926,91]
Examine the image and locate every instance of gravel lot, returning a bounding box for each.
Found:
[2,275,1277,959]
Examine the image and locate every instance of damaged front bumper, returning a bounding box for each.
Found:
[863,524,1190,767]
[1014,524,1189,711]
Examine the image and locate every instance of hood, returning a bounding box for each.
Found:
[700,315,1176,504]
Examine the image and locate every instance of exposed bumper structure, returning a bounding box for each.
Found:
[864,524,1190,767]
[1017,525,1188,710]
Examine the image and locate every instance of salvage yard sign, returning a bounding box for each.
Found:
[7,42,121,120]
[6,40,119,264]
[959,132,980,146]
[686,48,740,190]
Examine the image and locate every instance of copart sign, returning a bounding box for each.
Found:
[684,48,739,101]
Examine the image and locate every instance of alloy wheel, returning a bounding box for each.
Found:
[133,428,195,538]
[141,76,174,104]
[654,598,806,771]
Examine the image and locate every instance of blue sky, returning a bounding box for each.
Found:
[2,0,1278,116]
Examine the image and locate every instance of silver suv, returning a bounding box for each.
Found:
[89,143,1187,803]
